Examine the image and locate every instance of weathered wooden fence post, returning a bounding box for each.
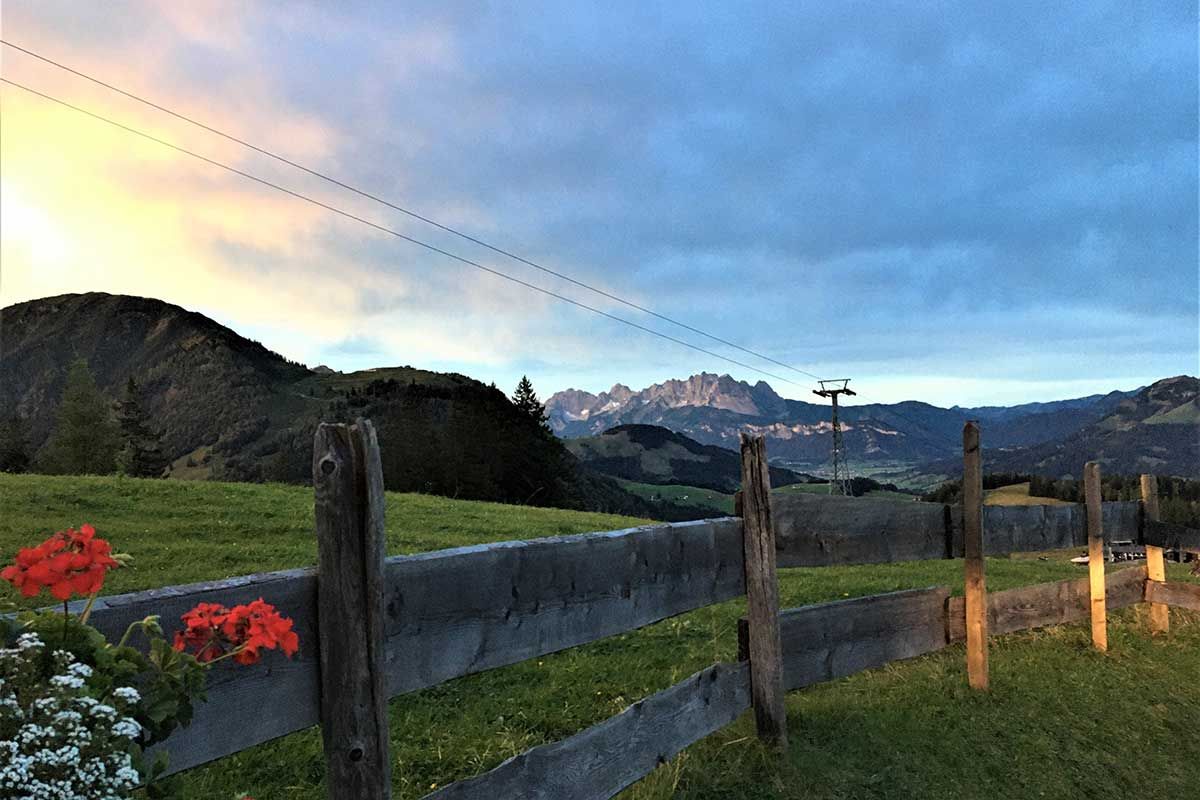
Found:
[313,419,392,800]
[1137,472,1166,633]
[1140,474,1168,634]
[1084,462,1107,652]
[739,433,788,749]
[962,421,989,690]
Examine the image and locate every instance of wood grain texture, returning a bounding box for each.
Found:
[424,662,751,800]
[1144,580,1200,612]
[1141,475,1169,634]
[1084,462,1107,652]
[978,505,1083,554]
[962,422,989,690]
[947,566,1147,642]
[738,434,787,748]
[740,587,950,691]
[773,493,949,567]
[81,568,320,776]
[313,420,391,799]
[382,517,745,696]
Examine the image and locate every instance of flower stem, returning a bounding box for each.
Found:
[116,620,140,649]
[204,644,248,666]
[79,590,99,625]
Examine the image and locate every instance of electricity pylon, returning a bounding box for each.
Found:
[813,379,856,496]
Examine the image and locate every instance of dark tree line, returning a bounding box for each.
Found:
[1,360,167,478]
[219,375,648,514]
[921,473,1200,529]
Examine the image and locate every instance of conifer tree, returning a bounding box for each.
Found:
[0,413,31,473]
[115,377,169,478]
[511,375,550,431]
[39,359,120,475]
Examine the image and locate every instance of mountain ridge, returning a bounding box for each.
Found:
[547,373,1194,477]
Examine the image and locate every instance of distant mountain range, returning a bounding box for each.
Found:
[547,373,1198,478]
[962,376,1199,477]
[566,424,812,493]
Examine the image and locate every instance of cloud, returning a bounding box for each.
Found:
[1,1,1195,406]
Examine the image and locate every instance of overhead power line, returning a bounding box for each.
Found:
[0,62,961,453]
[1,77,812,388]
[0,39,824,383]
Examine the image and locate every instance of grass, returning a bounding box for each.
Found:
[619,480,911,516]
[0,473,648,604]
[2,473,1197,799]
[617,479,736,514]
[985,482,1074,506]
[774,483,916,501]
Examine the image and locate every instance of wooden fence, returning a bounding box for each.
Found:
[72,419,1199,799]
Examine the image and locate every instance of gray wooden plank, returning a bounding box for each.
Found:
[382,517,745,696]
[964,502,1138,554]
[1144,580,1200,612]
[773,494,1142,567]
[1142,518,1200,553]
[772,494,949,567]
[79,568,320,776]
[947,566,1148,642]
[1099,501,1141,543]
[424,661,751,800]
[978,505,1083,554]
[740,587,950,691]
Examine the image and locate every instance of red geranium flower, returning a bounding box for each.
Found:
[174,602,235,662]
[173,598,299,665]
[1,524,119,601]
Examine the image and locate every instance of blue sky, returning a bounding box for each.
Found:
[1,1,1196,406]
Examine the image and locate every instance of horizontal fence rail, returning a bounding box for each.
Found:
[426,662,752,800]
[946,566,1147,642]
[1143,518,1200,553]
[771,493,1144,567]
[738,587,950,691]
[382,518,744,696]
[1144,580,1200,612]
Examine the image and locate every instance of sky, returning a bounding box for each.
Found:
[1,1,1196,407]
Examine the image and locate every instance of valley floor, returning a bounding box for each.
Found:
[1,474,1197,800]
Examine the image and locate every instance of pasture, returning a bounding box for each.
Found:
[1,472,1197,799]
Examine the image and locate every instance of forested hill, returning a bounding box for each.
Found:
[0,293,647,514]
[1,292,309,458]
[975,376,1199,478]
[566,424,812,492]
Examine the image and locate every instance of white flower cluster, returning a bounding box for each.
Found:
[0,633,142,800]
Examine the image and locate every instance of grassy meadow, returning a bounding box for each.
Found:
[985,482,1074,506]
[617,479,737,514]
[1,473,1198,799]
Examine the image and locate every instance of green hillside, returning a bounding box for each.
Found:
[0,473,648,605]
[616,479,736,515]
[1,473,1197,800]
[0,293,650,515]
[567,423,810,493]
